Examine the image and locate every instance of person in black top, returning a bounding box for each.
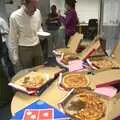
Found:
[46,5,61,57]
[0,17,14,79]
[0,32,13,114]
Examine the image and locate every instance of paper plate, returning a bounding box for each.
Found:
[37,31,51,36]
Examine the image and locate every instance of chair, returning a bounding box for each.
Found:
[84,19,98,40]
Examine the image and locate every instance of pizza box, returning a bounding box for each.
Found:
[58,88,112,120]
[87,39,120,70]
[53,33,83,56]
[9,66,63,95]
[55,53,85,69]
[86,69,120,119]
[78,38,102,60]
[11,100,70,120]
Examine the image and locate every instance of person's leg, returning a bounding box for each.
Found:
[33,43,44,66]
[19,46,33,69]
[0,60,13,107]
[53,29,59,49]
[40,39,48,60]
[2,43,15,78]
[48,30,54,57]
[65,35,70,46]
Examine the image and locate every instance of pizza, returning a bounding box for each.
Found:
[92,59,117,69]
[14,72,45,89]
[74,91,106,120]
[62,73,89,89]
[60,53,79,65]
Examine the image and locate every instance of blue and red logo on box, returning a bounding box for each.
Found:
[11,100,70,120]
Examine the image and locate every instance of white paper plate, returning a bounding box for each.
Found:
[37,31,51,36]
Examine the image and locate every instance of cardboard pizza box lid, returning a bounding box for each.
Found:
[67,33,83,52]
[78,39,101,60]
[111,40,120,64]
[87,69,120,88]
[54,33,83,54]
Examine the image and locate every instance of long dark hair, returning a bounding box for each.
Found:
[65,0,77,9]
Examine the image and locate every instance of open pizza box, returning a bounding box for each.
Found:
[58,87,114,120]
[87,39,120,120]
[57,60,120,119]
[87,39,120,70]
[78,37,107,60]
[55,37,105,69]
[53,32,83,55]
[86,68,120,119]
[57,69,120,120]
[9,66,63,95]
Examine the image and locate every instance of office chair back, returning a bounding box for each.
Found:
[84,19,98,40]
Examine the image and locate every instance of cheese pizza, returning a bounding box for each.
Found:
[62,73,89,89]
[14,72,45,89]
[92,59,118,69]
[74,92,106,120]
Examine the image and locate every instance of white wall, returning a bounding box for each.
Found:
[5,0,50,21]
[76,0,99,23]
[5,0,21,17]
[50,0,99,23]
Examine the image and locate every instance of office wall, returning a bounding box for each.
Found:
[5,0,50,21]
[50,0,99,23]
[0,0,7,21]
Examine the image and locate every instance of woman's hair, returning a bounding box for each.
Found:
[65,0,77,9]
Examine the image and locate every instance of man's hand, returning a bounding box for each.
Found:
[12,55,18,65]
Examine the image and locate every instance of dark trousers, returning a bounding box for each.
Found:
[0,60,13,107]
[40,39,48,60]
[19,43,44,69]
[1,42,15,79]
[65,35,70,46]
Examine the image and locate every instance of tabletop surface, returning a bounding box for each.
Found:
[11,79,68,114]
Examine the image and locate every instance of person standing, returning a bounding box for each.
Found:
[0,16,15,78]
[59,0,78,46]
[8,0,44,70]
[46,5,61,58]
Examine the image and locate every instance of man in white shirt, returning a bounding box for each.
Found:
[0,16,15,78]
[8,0,44,69]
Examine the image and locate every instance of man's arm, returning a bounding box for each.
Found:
[8,15,19,64]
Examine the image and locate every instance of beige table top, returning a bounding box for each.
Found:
[11,79,68,115]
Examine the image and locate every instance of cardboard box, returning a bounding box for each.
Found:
[9,66,63,95]
[78,39,101,60]
[53,33,83,55]
[11,100,70,120]
[57,40,120,119]
[58,89,113,120]
[86,41,120,119]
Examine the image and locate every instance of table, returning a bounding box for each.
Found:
[11,80,68,114]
